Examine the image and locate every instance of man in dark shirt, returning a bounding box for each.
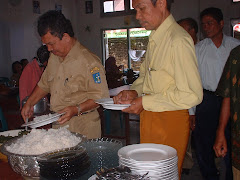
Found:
[214,45,240,179]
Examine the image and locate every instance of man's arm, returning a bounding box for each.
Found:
[57,99,99,124]
[57,57,110,124]
[21,85,48,121]
[213,97,230,157]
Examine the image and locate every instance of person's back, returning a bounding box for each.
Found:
[105,56,123,89]
[19,45,49,108]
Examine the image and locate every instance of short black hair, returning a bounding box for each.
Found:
[37,10,74,39]
[177,18,198,33]
[150,0,172,11]
[12,61,22,73]
[200,7,223,23]
[20,58,28,64]
[37,45,50,64]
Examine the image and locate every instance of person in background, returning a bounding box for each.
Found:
[21,10,109,139]
[213,45,240,180]
[105,56,124,89]
[20,58,29,70]
[177,17,199,174]
[191,7,240,180]
[178,17,198,45]
[10,61,22,87]
[113,0,203,176]
[19,45,50,108]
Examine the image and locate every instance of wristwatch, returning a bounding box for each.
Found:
[76,104,83,116]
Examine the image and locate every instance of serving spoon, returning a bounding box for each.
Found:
[25,118,28,131]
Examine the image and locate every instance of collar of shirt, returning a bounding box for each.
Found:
[56,40,80,64]
[204,33,227,49]
[149,14,175,46]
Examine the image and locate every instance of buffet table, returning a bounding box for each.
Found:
[0,153,22,179]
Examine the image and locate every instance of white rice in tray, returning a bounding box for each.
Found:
[6,128,82,155]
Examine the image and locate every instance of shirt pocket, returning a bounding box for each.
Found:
[61,73,85,100]
[149,70,174,93]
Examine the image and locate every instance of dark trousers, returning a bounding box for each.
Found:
[194,90,232,180]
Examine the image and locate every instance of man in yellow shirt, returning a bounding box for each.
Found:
[113,0,203,175]
[21,11,109,139]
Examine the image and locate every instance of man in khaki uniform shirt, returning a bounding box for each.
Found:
[21,11,109,139]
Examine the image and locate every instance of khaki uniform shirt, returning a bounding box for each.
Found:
[131,14,203,112]
[38,41,109,138]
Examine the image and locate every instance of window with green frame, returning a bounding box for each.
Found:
[102,28,151,71]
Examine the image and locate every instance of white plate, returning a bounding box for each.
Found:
[118,143,177,162]
[131,169,178,179]
[119,156,178,167]
[102,104,130,110]
[21,113,65,129]
[95,98,130,110]
[126,164,178,173]
[119,158,178,169]
[0,129,22,137]
[95,98,114,104]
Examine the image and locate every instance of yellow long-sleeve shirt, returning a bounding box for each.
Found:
[131,15,203,112]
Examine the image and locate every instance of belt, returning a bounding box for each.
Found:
[203,89,216,95]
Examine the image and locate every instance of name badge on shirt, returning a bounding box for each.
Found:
[91,67,101,84]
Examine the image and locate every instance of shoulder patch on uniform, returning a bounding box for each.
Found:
[91,67,101,84]
[90,67,100,74]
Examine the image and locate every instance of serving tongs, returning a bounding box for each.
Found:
[25,118,28,131]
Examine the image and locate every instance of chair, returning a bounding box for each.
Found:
[0,107,8,131]
[104,109,123,134]
[100,107,139,145]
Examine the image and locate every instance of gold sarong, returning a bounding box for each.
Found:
[140,109,189,178]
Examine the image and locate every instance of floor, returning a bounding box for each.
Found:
[103,110,228,180]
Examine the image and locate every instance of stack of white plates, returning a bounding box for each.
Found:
[118,143,179,180]
[21,112,65,129]
[95,98,130,110]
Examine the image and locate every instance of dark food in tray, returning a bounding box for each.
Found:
[96,166,150,180]
[0,130,29,144]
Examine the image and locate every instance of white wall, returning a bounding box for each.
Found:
[0,22,11,77]
[0,0,240,77]
[0,0,78,77]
